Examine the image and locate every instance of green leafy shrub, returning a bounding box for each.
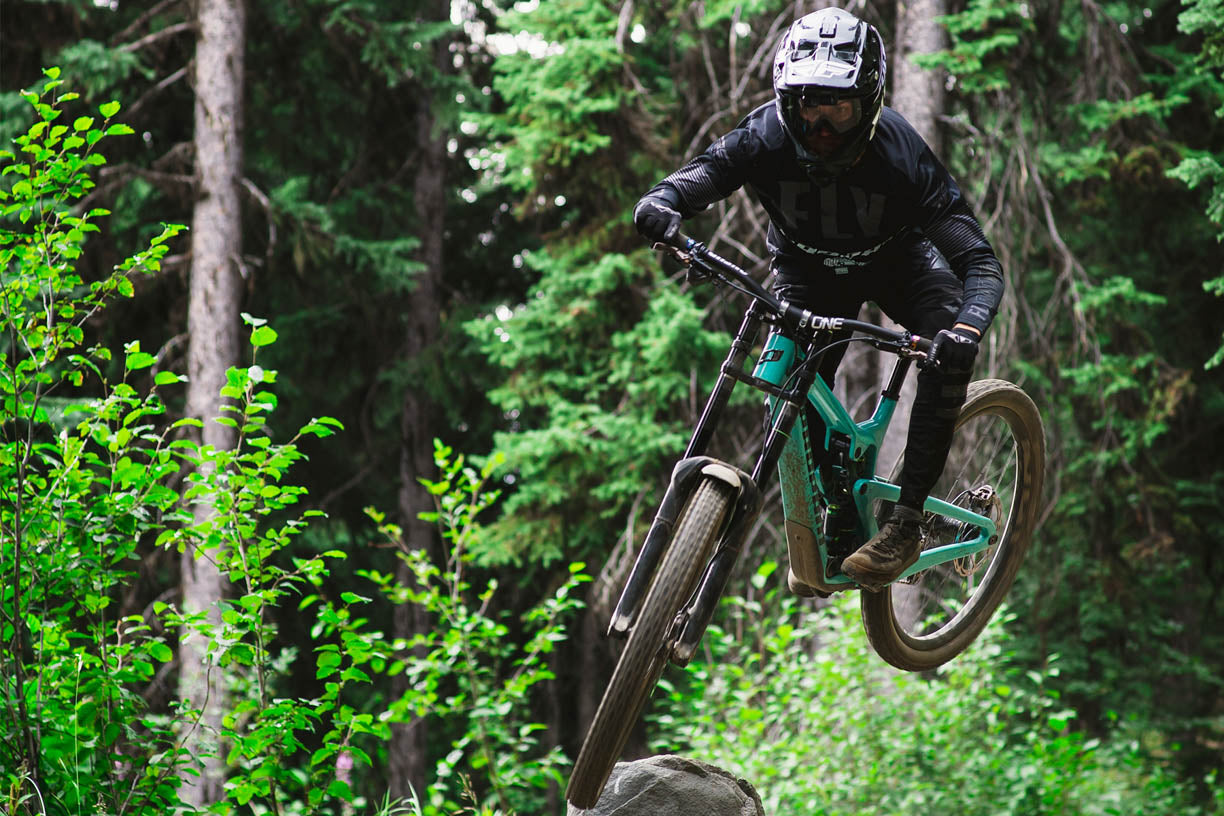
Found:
[1,68,190,815]
[0,69,374,810]
[0,66,588,816]
[368,443,589,816]
[652,571,1219,815]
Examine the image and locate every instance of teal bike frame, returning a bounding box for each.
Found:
[754,331,998,593]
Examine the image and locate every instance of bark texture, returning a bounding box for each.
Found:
[180,0,244,805]
[389,0,449,799]
[887,0,948,627]
[892,0,947,152]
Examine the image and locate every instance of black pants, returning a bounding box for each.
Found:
[772,236,972,511]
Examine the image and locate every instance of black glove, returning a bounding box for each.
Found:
[633,199,681,244]
[929,327,979,374]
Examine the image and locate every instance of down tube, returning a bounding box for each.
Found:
[754,333,895,467]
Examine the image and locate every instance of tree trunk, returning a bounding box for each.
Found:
[180,0,244,806]
[892,0,947,152]
[870,0,950,476]
[389,1,450,799]
[888,0,947,628]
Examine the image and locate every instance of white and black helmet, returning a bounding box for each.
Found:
[773,8,887,180]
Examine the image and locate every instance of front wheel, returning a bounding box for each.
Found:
[861,379,1045,672]
[566,478,735,810]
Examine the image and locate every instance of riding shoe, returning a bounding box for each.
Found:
[841,505,924,592]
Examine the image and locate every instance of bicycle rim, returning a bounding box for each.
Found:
[861,379,1045,672]
[566,478,734,809]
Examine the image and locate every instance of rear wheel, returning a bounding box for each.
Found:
[566,478,735,810]
[861,379,1044,672]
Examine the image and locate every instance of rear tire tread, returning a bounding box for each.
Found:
[860,379,1045,672]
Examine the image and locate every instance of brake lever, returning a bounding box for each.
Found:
[653,241,716,287]
[914,341,940,370]
[899,333,937,368]
[652,241,692,265]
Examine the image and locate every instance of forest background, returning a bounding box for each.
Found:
[3,0,1224,814]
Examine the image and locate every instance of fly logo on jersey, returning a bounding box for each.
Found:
[774,180,887,240]
[768,179,895,273]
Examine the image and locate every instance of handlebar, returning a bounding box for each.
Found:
[657,232,934,359]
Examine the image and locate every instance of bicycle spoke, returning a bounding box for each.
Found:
[861,380,1044,671]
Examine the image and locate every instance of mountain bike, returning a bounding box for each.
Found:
[565,232,1045,810]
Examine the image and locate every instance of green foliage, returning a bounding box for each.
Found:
[1019,260,1222,751]
[0,36,147,147]
[463,245,725,564]
[1178,0,1224,78]
[471,0,661,227]
[324,1,463,100]
[920,0,1036,93]
[156,321,395,814]
[1171,0,1224,363]
[232,0,524,538]
[1,73,187,814]
[1167,143,1224,366]
[654,583,1218,814]
[268,176,423,293]
[920,0,1224,778]
[692,0,778,28]
[50,39,155,99]
[365,443,589,815]
[2,74,531,816]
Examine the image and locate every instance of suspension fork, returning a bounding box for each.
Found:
[672,370,818,664]
[684,302,766,458]
[670,467,761,664]
[607,304,765,638]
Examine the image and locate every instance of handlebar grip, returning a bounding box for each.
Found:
[669,230,696,251]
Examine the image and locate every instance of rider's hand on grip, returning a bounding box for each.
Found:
[927,327,979,374]
[634,199,681,244]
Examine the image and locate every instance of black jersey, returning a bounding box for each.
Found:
[640,103,1004,333]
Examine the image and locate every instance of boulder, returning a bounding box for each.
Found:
[569,755,764,816]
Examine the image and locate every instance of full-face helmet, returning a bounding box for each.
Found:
[773,8,887,180]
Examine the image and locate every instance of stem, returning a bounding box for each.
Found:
[3,195,41,802]
[237,377,282,816]
[454,604,512,815]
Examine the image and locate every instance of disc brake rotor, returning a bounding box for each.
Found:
[952,486,1002,578]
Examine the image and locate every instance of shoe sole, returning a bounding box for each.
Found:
[842,550,921,593]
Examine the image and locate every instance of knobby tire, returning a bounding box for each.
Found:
[566,478,735,810]
[860,379,1045,672]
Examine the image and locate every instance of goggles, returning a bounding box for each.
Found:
[796,97,863,135]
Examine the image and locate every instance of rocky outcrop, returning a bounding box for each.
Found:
[568,755,764,816]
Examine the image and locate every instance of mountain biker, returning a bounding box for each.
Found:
[632,7,1004,592]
